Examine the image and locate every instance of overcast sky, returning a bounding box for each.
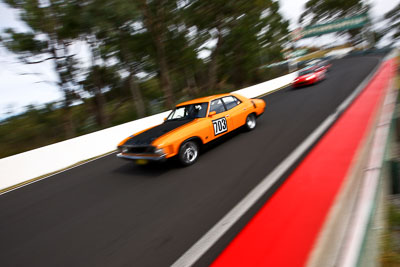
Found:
[0,0,399,118]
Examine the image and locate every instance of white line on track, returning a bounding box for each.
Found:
[171,57,383,267]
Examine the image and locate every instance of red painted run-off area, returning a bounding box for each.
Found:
[212,59,396,267]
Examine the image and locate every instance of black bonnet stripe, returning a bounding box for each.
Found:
[124,119,195,146]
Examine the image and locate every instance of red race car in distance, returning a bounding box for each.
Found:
[292,64,329,88]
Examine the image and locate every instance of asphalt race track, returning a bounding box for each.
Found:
[0,55,383,267]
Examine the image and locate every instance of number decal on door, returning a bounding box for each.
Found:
[212,117,228,136]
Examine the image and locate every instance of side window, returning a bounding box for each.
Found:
[209,99,226,114]
[222,96,241,110]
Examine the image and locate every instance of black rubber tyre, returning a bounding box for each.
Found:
[178,141,199,166]
[244,113,257,131]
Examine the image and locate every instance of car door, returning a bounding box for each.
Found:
[208,98,233,141]
[221,95,245,129]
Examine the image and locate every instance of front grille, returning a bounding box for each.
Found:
[124,146,156,154]
[297,81,309,85]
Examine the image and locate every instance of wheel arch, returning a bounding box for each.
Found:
[181,136,203,151]
[244,112,257,131]
[246,111,257,120]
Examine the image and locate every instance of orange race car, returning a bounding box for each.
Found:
[117,93,266,166]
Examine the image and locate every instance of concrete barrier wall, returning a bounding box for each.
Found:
[0,71,298,191]
[325,48,353,58]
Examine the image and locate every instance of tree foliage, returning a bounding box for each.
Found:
[185,0,288,90]
[384,3,400,43]
[300,0,368,24]
[299,0,369,45]
[2,0,84,137]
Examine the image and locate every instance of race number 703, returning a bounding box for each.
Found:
[212,117,228,136]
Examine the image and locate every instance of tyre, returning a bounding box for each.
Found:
[178,141,199,166]
[244,113,257,131]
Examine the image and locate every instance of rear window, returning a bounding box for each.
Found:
[222,96,241,110]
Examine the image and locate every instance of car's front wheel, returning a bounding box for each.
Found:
[244,113,257,131]
[178,141,199,166]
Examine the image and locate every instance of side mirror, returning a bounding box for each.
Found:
[208,111,216,117]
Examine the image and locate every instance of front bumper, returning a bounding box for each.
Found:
[292,79,316,87]
[117,153,166,161]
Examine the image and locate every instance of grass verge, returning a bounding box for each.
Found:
[380,202,400,266]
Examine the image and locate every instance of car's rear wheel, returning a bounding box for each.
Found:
[244,113,257,131]
[178,141,199,166]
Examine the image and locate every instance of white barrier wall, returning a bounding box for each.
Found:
[232,72,298,98]
[0,71,298,191]
[325,48,353,58]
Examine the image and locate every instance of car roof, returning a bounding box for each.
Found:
[176,93,234,107]
[300,66,317,72]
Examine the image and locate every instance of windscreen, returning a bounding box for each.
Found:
[299,68,316,76]
[167,103,208,120]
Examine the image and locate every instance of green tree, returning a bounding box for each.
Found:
[384,3,400,43]
[163,24,203,97]
[185,0,289,91]
[300,0,368,24]
[299,0,370,45]
[219,1,289,87]
[83,0,154,117]
[80,65,121,127]
[70,0,113,128]
[137,0,178,109]
[1,0,82,137]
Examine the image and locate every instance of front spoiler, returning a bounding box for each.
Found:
[117,153,166,161]
[292,79,317,87]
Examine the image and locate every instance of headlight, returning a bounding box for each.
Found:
[155,148,165,155]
